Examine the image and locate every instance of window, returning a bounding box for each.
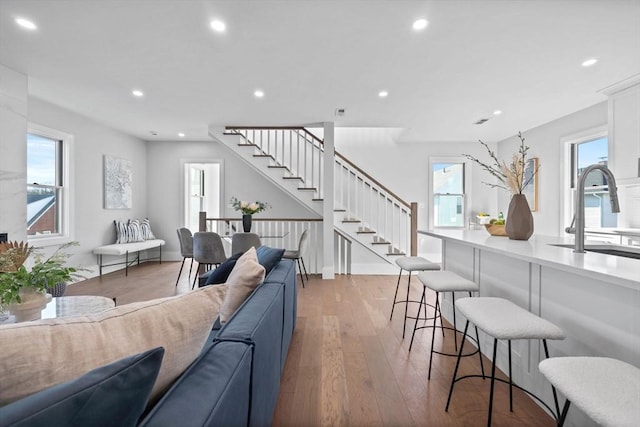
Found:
[432,162,465,227]
[563,128,617,230]
[27,125,72,242]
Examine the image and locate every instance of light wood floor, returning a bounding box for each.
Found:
[67,262,555,427]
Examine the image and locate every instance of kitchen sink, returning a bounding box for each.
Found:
[550,244,640,260]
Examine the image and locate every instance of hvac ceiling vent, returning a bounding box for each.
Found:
[335,108,346,117]
[474,117,490,125]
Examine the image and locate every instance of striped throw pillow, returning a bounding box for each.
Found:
[141,218,156,240]
[114,220,128,244]
[127,219,145,243]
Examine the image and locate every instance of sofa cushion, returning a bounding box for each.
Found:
[139,341,252,427]
[219,247,265,324]
[201,251,244,287]
[0,285,226,406]
[256,245,285,276]
[0,347,164,427]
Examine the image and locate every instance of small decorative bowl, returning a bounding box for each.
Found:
[484,224,507,236]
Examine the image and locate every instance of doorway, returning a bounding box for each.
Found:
[184,162,221,232]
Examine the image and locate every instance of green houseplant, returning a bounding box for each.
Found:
[0,241,81,321]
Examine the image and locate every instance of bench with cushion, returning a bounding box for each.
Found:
[93,239,165,276]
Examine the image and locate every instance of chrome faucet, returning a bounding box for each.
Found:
[573,164,620,253]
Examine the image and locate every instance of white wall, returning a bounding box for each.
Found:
[28,97,149,271]
[0,65,27,243]
[146,140,318,260]
[497,102,608,236]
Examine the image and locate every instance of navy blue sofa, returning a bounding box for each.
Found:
[139,258,297,427]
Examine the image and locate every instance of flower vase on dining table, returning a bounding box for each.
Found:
[242,214,252,232]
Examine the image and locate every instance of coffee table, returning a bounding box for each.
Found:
[1,295,115,324]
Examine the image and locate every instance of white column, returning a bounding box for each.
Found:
[322,122,335,279]
[0,64,28,242]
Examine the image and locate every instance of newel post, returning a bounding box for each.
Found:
[199,211,207,232]
[410,202,418,256]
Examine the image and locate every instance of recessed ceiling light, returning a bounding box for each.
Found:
[15,17,37,30]
[132,89,144,97]
[493,110,502,115]
[210,20,226,32]
[178,133,185,138]
[582,58,598,67]
[412,18,428,31]
[378,91,389,98]
[254,90,264,98]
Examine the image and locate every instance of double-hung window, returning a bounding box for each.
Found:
[431,160,466,228]
[27,125,72,242]
[563,128,616,232]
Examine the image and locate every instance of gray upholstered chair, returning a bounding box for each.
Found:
[231,232,261,255]
[175,228,194,287]
[192,232,227,289]
[283,229,309,287]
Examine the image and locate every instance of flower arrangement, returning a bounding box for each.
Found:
[0,241,82,305]
[230,197,271,215]
[463,131,538,195]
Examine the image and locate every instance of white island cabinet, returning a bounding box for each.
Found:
[420,229,640,427]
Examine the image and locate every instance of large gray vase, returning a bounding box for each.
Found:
[505,194,534,240]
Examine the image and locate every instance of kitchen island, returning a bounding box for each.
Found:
[420,229,640,427]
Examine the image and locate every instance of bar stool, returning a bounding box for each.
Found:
[539,357,640,427]
[389,256,440,338]
[409,271,484,380]
[446,297,565,427]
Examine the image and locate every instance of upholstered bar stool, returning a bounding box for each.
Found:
[410,271,484,380]
[446,297,566,427]
[539,357,640,427]
[389,256,440,338]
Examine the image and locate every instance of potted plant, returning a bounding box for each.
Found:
[0,241,81,322]
[463,132,539,240]
[230,196,271,232]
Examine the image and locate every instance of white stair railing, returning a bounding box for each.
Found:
[226,127,324,199]
[224,126,416,258]
[334,152,414,256]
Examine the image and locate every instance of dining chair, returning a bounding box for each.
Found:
[283,229,309,287]
[175,228,194,287]
[231,232,261,255]
[192,232,227,289]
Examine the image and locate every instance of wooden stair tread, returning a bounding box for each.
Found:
[238,143,257,147]
[334,209,347,212]
[297,187,317,191]
[371,241,390,245]
[253,154,274,159]
[283,176,303,180]
[357,230,376,234]
[342,219,361,223]
[312,198,324,202]
[268,165,288,169]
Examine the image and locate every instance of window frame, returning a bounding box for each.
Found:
[27,123,74,246]
[428,156,470,229]
[560,125,609,234]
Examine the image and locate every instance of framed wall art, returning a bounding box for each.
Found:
[104,155,132,209]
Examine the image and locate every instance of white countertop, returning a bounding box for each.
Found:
[420,229,640,290]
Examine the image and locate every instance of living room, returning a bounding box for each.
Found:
[1,1,639,426]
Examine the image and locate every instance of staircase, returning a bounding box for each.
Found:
[210,126,416,265]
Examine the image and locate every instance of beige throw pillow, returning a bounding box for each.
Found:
[0,284,227,406]
[219,246,266,323]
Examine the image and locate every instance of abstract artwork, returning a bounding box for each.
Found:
[104,155,132,209]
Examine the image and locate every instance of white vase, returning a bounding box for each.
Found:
[8,287,52,322]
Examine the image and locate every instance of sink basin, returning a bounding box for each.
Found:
[550,244,640,260]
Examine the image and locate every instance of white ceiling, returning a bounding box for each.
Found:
[1,0,639,143]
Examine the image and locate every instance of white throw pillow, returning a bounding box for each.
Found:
[219,247,266,323]
[0,284,227,406]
